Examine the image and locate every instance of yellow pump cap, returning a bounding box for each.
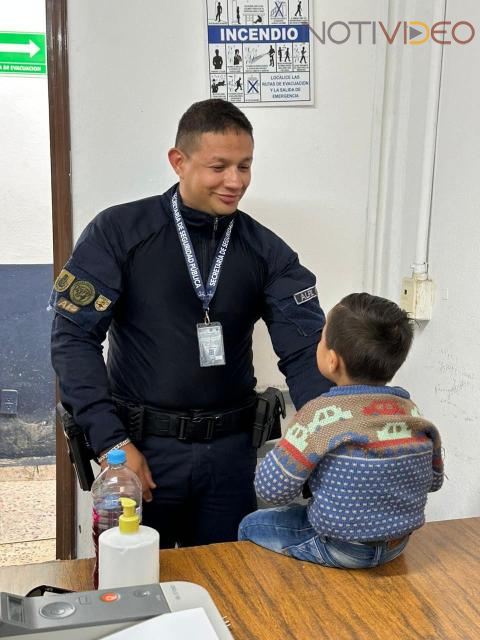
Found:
[119,497,140,534]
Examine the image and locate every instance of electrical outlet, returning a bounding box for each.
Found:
[400,278,415,315]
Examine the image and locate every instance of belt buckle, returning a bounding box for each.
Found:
[178,416,189,441]
[177,414,221,442]
[177,415,211,442]
[204,416,218,441]
[191,415,206,441]
[194,415,217,441]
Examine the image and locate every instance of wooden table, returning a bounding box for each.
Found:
[0,518,479,639]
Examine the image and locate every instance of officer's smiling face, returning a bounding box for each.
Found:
[168,129,254,216]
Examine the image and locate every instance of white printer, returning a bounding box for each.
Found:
[0,581,233,640]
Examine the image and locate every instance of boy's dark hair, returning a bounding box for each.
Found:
[175,99,253,152]
[326,293,414,384]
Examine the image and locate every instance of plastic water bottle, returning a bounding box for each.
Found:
[91,449,142,588]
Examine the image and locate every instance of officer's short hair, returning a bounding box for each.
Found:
[326,293,414,384]
[175,99,253,152]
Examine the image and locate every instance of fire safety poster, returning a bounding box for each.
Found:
[206,0,313,106]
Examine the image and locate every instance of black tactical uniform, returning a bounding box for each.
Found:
[51,184,330,546]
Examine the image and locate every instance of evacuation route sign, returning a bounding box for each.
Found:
[205,0,313,107]
[0,32,47,76]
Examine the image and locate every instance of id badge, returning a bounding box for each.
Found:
[197,322,226,367]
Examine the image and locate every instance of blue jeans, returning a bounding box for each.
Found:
[238,504,410,569]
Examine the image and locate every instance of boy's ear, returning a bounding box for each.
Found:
[328,349,340,375]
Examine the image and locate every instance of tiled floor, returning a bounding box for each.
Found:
[0,463,56,566]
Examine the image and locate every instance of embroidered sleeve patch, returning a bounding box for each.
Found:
[294,286,318,305]
[56,297,80,314]
[49,259,119,332]
[54,269,76,293]
[69,281,96,306]
[94,295,112,312]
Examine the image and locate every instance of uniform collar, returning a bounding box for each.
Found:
[166,183,237,232]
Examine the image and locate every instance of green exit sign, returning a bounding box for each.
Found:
[0,32,46,76]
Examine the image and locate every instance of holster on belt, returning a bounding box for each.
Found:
[114,390,287,448]
[252,387,286,449]
[59,388,287,491]
[57,403,97,492]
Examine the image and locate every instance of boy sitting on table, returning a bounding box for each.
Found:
[239,293,443,568]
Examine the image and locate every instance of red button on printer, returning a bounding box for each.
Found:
[100,592,119,603]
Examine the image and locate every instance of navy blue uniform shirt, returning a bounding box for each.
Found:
[50,185,330,454]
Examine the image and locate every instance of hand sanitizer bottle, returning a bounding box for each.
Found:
[98,497,159,589]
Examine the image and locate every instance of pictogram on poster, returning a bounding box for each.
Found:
[206,0,313,106]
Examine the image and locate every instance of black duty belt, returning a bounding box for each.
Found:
[114,398,257,443]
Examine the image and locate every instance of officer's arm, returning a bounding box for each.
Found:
[49,210,156,498]
[49,214,127,457]
[262,244,331,410]
[52,315,156,501]
[51,314,126,455]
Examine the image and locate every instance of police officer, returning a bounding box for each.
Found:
[51,99,330,548]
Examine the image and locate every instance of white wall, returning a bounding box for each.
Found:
[67,0,480,554]
[0,0,52,264]
[67,0,384,388]
[363,0,480,522]
[393,0,480,522]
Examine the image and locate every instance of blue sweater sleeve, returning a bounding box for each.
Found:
[255,448,311,505]
[255,400,325,504]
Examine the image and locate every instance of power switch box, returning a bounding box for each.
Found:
[400,277,435,321]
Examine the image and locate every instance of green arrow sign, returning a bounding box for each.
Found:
[0,32,46,76]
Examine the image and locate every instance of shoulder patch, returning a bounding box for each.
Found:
[94,295,112,312]
[294,286,317,305]
[69,281,96,307]
[56,297,80,314]
[49,258,120,333]
[54,269,76,293]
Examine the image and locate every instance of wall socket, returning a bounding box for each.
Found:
[400,276,435,321]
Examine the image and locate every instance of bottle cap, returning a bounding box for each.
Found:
[119,497,140,534]
[107,449,126,465]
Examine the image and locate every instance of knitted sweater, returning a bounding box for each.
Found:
[255,386,443,541]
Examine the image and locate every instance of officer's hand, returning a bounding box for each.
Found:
[123,443,157,502]
[100,443,156,503]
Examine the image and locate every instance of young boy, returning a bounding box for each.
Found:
[239,293,443,568]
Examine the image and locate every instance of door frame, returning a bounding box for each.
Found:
[45,0,76,559]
